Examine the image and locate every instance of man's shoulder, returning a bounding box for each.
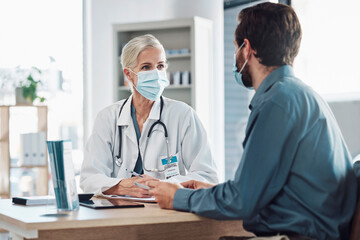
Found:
[270,77,319,111]
[256,76,330,126]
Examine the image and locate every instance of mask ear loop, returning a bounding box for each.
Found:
[239,58,249,73]
[125,68,138,89]
[127,68,138,76]
[235,42,245,56]
[238,42,251,73]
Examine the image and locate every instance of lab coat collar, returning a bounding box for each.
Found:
[147,96,162,120]
[116,95,162,126]
[117,96,133,126]
[250,65,295,110]
[116,95,162,146]
[116,96,137,145]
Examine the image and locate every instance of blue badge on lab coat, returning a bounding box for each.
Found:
[161,155,178,165]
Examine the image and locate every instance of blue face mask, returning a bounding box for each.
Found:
[129,68,169,101]
[233,42,253,90]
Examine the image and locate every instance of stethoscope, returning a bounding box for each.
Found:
[114,96,171,172]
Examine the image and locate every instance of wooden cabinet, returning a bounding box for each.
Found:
[0,105,48,199]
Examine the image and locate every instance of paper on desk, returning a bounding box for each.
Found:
[101,194,156,203]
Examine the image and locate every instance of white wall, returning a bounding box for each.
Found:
[83,0,225,180]
[328,100,360,159]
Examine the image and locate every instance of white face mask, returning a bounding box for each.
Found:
[128,68,169,101]
[232,42,253,90]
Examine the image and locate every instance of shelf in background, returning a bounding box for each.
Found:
[166,53,191,59]
[0,105,48,198]
[166,85,191,89]
[0,194,9,199]
[0,105,47,108]
[10,165,47,168]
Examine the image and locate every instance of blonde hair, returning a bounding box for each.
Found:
[120,34,166,70]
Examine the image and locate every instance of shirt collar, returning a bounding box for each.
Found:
[117,95,162,126]
[249,65,295,110]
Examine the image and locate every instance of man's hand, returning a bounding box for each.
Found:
[181,180,216,189]
[103,174,158,198]
[147,181,182,209]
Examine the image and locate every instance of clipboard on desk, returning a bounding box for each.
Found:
[101,194,157,203]
[80,199,144,209]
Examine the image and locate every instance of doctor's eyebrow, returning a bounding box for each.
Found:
[140,61,165,65]
[140,62,153,66]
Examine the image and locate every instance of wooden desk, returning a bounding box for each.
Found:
[0,199,253,240]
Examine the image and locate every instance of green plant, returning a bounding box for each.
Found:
[21,67,46,103]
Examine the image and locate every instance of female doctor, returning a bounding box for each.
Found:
[80,34,218,198]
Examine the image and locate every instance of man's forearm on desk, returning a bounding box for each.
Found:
[173,188,194,211]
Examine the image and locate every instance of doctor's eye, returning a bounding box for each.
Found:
[157,64,165,70]
[141,64,154,71]
[141,65,150,70]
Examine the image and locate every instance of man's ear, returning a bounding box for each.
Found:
[243,38,253,59]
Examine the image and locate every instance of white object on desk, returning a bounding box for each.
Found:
[12,196,55,206]
[101,194,156,203]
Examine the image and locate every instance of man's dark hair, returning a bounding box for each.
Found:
[236,2,302,66]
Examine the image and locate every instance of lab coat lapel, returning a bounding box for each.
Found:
[117,96,137,146]
[147,97,161,121]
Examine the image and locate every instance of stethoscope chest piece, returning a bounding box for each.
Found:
[115,157,123,167]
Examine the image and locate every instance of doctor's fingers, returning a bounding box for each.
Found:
[136,177,159,184]
[141,174,159,180]
[118,177,140,188]
[146,180,161,188]
[133,190,151,198]
[125,187,150,198]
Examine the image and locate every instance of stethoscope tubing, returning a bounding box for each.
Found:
[114,96,171,172]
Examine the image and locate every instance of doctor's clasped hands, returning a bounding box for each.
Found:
[104,174,158,198]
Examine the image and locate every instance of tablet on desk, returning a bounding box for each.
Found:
[80,199,144,209]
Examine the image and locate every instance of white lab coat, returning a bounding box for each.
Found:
[80,96,218,195]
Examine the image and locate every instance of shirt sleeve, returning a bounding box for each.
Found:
[80,109,120,195]
[173,103,296,220]
[174,108,219,184]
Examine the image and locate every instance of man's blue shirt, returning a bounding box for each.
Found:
[173,65,357,239]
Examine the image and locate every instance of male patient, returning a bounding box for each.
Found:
[147,2,357,239]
